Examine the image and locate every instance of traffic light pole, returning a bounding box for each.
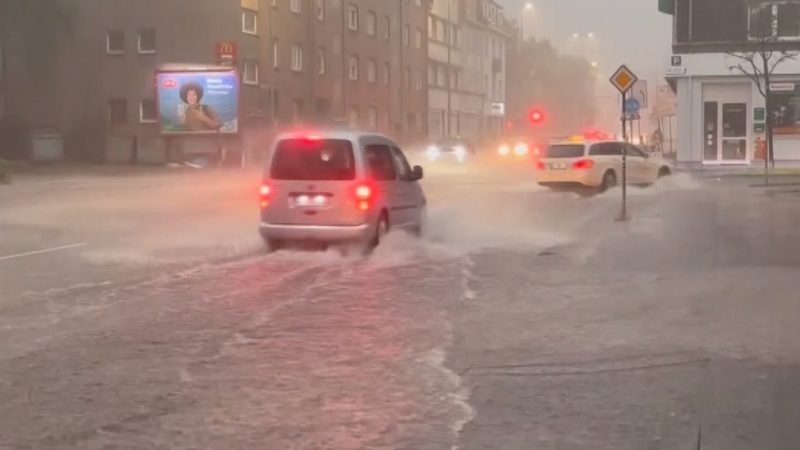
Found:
[617,91,629,222]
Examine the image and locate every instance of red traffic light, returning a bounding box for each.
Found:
[528,108,546,126]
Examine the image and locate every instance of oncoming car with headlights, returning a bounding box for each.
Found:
[495,136,541,161]
[259,130,427,252]
[425,138,474,163]
[536,140,672,192]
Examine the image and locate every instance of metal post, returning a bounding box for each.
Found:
[618,91,629,222]
[446,0,452,138]
[399,0,406,139]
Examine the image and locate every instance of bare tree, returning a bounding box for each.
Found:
[727,4,798,184]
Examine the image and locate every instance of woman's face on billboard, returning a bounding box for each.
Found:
[186,89,199,106]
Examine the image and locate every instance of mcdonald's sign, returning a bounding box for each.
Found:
[216,41,238,65]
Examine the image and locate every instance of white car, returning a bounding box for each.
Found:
[536,140,672,192]
[259,130,427,251]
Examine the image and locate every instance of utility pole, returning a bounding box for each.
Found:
[307,0,315,123]
[268,2,276,126]
[446,0,452,138]
[340,0,347,121]
[399,0,406,140]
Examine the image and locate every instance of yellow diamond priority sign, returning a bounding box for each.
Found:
[610,65,638,94]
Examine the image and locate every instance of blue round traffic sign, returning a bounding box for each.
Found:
[625,98,640,115]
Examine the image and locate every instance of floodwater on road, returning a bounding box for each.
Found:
[5,163,775,450]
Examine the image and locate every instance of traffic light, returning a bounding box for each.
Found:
[528,108,546,126]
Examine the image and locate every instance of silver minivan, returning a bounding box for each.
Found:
[259,130,427,250]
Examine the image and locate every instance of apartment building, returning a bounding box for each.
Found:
[427,0,508,144]
[662,0,800,167]
[0,0,429,162]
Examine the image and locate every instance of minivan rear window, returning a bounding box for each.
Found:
[271,139,355,180]
[545,144,585,158]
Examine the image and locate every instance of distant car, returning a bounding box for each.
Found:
[424,138,474,163]
[536,140,672,192]
[259,130,427,251]
[494,136,542,161]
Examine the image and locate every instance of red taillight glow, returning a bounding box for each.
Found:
[355,185,372,200]
[259,183,271,208]
[354,184,373,211]
[572,159,594,169]
[535,161,546,170]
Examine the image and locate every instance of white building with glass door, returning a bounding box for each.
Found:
[667,53,800,168]
[661,0,800,168]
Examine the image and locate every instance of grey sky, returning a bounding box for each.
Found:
[502,0,673,81]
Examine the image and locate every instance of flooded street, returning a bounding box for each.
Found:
[2,166,800,449]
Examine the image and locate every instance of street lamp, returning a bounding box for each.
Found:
[587,32,595,38]
[521,3,534,41]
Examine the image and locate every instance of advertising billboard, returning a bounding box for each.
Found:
[156,69,239,135]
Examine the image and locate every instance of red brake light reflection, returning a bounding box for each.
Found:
[355,184,373,211]
[355,185,372,200]
[572,159,594,169]
[259,184,271,208]
[535,161,546,170]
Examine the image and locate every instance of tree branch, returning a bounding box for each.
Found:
[727,51,768,98]
[770,52,798,73]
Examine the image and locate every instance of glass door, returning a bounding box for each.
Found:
[703,101,748,163]
[721,103,747,161]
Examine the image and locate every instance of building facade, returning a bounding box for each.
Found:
[0,0,429,163]
[427,0,508,144]
[663,0,800,167]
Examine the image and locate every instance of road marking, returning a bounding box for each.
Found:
[0,242,88,261]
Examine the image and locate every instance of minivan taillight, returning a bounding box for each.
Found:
[354,183,373,211]
[572,159,594,169]
[259,183,271,208]
[535,161,546,170]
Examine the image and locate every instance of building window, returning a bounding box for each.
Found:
[242,9,258,34]
[428,16,435,38]
[139,99,157,123]
[108,99,127,125]
[436,66,445,87]
[436,20,445,42]
[750,3,800,39]
[243,58,259,84]
[414,27,423,49]
[367,58,377,83]
[405,66,411,89]
[138,28,156,54]
[366,11,377,36]
[347,4,359,31]
[291,44,303,72]
[382,62,390,85]
[368,107,378,130]
[106,30,125,55]
[315,0,324,20]
[403,24,410,46]
[383,16,391,40]
[348,55,359,80]
[272,39,279,68]
[317,48,325,74]
[349,105,359,127]
[428,65,435,85]
[415,69,423,90]
[290,0,301,14]
[292,99,303,123]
